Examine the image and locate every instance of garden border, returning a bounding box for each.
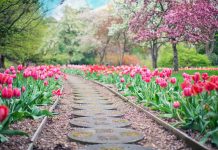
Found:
[88,79,209,150]
[27,87,64,150]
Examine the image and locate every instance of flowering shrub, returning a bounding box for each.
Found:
[0,65,65,142]
[65,65,218,147]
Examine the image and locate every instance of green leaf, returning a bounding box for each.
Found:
[159,113,173,118]
[200,128,218,145]
[0,129,28,137]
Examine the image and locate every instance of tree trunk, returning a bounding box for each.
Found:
[99,38,110,64]
[172,43,179,71]
[150,41,158,69]
[120,32,127,65]
[205,41,215,56]
[0,55,5,68]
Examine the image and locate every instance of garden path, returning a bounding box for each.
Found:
[35,75,189,150]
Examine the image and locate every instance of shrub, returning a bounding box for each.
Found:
[158,43,211,67]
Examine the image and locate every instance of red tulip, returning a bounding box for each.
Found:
[120,77,125,83]
[52,89,62,96]
[173,101,180,108]
[143,77,151,83]
[7,77,13,85]
[183,87,192,97]
[191,84,203,95]
[21,86,26,92]
[0,105,9,122]
[170,77,176,84]
[44,80,48,86]
[205,81,216,91]
[17,64,23,71]
[192,72,200,83]
[159,79,168,88]
[202,73,209,81]
[2,87,13,99]
[181,80,191,90]
[9,66,15,71]
[13,88,21,98]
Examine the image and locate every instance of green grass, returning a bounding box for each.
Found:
[172,70,218,84]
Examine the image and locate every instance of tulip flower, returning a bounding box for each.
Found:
[22,86,26,92]
[159,79,168,88]
[44,80,48,86]
[13,88,21,98]
[183,87,192,97]
[17,64,23,71]
[170,77,176,84]
[2,87,13,99]
[120,77,125,83]
[0,105,9,122]
[202,73,209,81]
[173,101,180,108]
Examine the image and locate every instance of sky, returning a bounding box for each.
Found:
[42,0,110,19]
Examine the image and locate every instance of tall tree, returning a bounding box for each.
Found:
[0,0,62,67]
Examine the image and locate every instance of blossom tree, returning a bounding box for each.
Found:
[127,0,218,71]
[128,0,170,69]
[162,0,218,71]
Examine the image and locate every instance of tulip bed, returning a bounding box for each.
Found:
[65,65,218,148]
[0,65,65,142]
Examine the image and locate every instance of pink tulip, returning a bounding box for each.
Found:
[183,87,192,97]
[13,88,21,98]
[17,64,23,71]
[159,79,168,88]
[9,66,15,71]
[170,77,176,84]
[173,101,180,108]
[120,77,125,83]
[2,87,13,99]
[7,77,13,84]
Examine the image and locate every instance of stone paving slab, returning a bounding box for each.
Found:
[74,100,113,105]
[72,110,124,117]
[70,117,131,128]
[74,97,108,101]
[79,144,154,150]
[68,128,144,144]
[72,104,117,110]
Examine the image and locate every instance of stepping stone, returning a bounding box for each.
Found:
[74,95,105,98]
[68,128,144,144]
[79,144,154,150]
[70,117,131,128]
[74,100,113,105]
[72,104,117,110]
[72,110,124,117]
[73,92,101,95]
[74,97,108,101]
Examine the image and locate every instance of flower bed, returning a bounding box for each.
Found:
[0,65,65,142]
[65,65,218,149]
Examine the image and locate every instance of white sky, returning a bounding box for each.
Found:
[52,0,89,20]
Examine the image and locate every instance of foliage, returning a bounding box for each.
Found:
[158,44,210,67]
[0,0,62,67]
